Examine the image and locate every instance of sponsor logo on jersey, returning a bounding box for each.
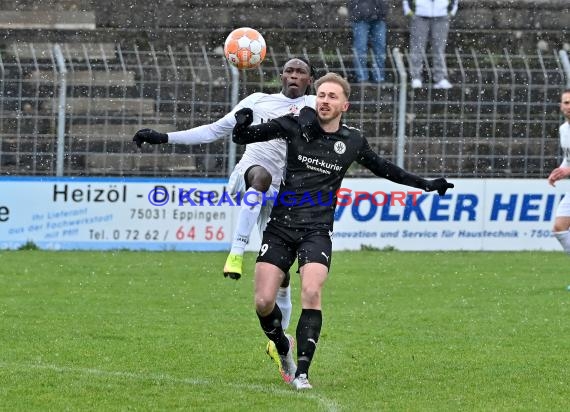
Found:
[333,141,346,154]
[297,155,342,174]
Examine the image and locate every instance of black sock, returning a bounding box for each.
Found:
[295,308,322,377]
[257,304,290,355]
[280,271,291,288]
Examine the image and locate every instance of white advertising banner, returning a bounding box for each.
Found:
[0,177,566,251]
[326,178,564,251]
[246,178,566,251]
[0,177,235,250]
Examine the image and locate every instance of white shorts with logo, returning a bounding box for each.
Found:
[227,164,280,238]
[556,192,570,217]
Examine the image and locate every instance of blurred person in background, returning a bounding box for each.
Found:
[548,89,570,289]
[403,0,459,89]
[348,0,389,84]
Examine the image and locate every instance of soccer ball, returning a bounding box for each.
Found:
[224,27,267,70]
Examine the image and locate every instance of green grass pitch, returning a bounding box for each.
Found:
[1,250,569,411]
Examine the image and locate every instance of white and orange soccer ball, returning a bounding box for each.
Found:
[224,27,267,70]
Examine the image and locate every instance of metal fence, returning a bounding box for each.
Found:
[0,43,568,178]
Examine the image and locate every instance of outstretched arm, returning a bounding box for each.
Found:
[133,92,269,147]
[133,111,236,148]
[232,108,289,144]
[167,115,235,145]
[357,141,454,195]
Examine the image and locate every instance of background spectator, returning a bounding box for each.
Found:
[403,0,459,89]
[348,0,388,84]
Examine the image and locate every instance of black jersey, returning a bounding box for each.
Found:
[233,108,431,231]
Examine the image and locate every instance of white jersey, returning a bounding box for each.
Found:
[560,121,570,168]
[168,92,316,187]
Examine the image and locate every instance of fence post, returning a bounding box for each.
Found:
[392,47,407,168]
[53,44,67,177]
[559,50,570,88]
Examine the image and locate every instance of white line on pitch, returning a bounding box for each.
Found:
[0,362,339,411]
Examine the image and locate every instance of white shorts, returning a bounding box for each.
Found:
[556,192,570,217]
[227,164,280,238]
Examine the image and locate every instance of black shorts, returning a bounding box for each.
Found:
[256,222,333,273]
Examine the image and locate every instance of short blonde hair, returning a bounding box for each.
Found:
[314,72,351,99]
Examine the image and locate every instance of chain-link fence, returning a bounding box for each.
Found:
[0,43,568,178]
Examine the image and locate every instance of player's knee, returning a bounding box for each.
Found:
[248,168,272,192]
[251,179,271,193]
[301,287,322,308]
[254,295,275,315]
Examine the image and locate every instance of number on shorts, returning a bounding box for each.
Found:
[259,243,269,256]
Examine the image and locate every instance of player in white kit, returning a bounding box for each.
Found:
[548,89,570,286]
[133,58,315,328]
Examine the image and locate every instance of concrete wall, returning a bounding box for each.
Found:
[0,0,567,51]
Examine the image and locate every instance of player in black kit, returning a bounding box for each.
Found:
[232,72,454,390]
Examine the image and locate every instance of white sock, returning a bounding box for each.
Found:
[554,230,570,254]
[230,188,262,255]
[276,285,292,331]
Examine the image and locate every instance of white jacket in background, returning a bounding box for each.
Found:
[403,0,459,17]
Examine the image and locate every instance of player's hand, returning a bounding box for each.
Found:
[299,107,320,141]
[234,108,254,130]
[426,177,454,196]
[133,129,168,148]
[548,167,570,186]
[548,169,558,186]
[232,108,255,144]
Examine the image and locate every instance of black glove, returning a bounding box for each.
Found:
[298,106,321,142]
[234,107,254,131]
[425,178,454,196]
[133,129,168,148]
